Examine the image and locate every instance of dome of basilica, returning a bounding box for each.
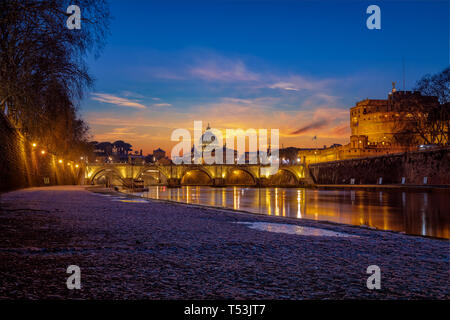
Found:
[199,123,217,150]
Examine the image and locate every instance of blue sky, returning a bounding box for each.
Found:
[81,0,449,154]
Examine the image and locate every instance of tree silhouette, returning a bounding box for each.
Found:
[393,68,449,146]
[0,0,110,160]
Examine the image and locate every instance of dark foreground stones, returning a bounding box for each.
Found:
[0,186,448,299]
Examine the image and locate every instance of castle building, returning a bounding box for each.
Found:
[298,86,440,164]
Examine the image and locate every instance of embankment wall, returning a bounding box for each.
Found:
[309,148,450,185]
[0,114,80,192]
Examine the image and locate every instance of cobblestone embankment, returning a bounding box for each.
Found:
[0,186,448,299]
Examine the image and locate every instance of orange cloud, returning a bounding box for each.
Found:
[91,93,147,109]
[85,96,351,155]
[153,103,172,107]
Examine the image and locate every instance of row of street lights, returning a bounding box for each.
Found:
[31,142,81,168]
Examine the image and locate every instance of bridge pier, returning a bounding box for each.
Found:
[167,178,181,188]
[212,178,225,187]
[256,177,268,187]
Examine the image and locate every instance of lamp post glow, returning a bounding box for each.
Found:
[32,143,37,148]
[41,150,46,155]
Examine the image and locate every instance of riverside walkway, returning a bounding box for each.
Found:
[0,186,448,299]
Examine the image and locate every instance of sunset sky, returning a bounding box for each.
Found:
[81,0,449,155]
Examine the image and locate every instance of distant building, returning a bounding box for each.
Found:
[128,154,145,165]
[156,157,172,165]
[349,89,438,146]
[148,147,172,164]
[92,140,133,163]
[144,154,155,163]
[153,148,166,160]
[298,87,440,164]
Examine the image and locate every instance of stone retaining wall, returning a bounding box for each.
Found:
[309,148,450,185]
[0,113,79,192]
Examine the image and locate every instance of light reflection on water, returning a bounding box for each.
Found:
[135,186,449,239]
[237,222,357,237]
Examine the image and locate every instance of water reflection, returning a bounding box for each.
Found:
[237,222,357,237]
[119,199,149,203]
[137,186,450,239]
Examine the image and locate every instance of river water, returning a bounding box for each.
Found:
[135,186,449,239]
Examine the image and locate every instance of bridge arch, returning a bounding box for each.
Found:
[225,167,257,186]
[137,167,170,185]
[89,168,125,186]
[85,163,305,187]
[267,168,300,186]
[180,168,213,185]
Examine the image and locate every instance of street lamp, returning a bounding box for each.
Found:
[41,150,46,155]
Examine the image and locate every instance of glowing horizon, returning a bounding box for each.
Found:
[81,0,449,155]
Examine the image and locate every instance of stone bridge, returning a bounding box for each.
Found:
[84,163,307,187]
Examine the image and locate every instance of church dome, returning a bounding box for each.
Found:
[199,123,217,149]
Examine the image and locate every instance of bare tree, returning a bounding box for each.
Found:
[414,68,449,145]
[0,0,110,158]
[393,68,449,146]
[415,68,449,105]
